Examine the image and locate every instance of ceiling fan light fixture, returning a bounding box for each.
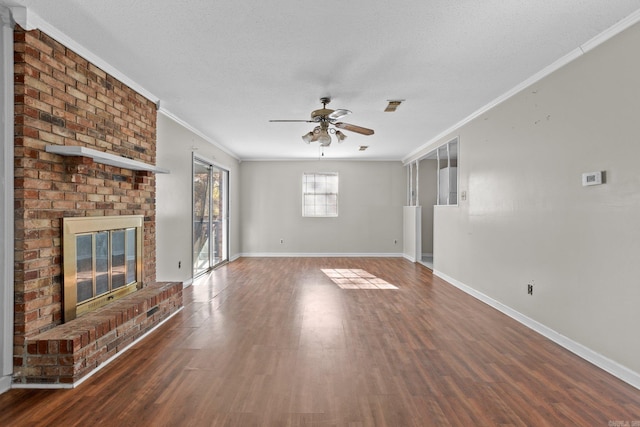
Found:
[273,98,375,149]
[317,130,331,147]
[302,132,314,144]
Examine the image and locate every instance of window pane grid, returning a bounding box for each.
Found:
[303,173,338,217]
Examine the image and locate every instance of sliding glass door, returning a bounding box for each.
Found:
[193,157,228,277]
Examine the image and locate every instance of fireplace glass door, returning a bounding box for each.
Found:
[193,157,228,277]
[75,228,137,305]
[63,215,143,321]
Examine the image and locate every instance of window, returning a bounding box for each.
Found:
[303,172,338,217]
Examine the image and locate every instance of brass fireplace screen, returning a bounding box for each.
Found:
[63,215,143,321]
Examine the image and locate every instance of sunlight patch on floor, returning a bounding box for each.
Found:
[321,269,398,290]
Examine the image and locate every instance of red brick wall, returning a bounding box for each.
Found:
[13,26,158,376]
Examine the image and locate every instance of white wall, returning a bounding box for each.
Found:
[240,160,405,255]
[0,5,13,394]
[156,112,241,282]
[412,22,640,379]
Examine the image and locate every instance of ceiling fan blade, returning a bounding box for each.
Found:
[334,122,374,136]
[327,109,351,120]
[269,119,315,123]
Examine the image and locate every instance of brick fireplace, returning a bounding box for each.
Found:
[12,26,182,384]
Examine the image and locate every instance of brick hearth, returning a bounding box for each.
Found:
[20,282,182,385]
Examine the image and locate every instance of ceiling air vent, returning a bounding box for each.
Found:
[384,100,403,112]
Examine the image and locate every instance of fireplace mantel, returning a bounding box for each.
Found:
[45,145,170,174]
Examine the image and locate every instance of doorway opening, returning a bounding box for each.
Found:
[418,137,458,270]
[193,157,228,277]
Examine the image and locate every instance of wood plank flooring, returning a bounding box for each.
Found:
[1,257,639,426]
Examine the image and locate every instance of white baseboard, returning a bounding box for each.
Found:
[402,254,417,262]
[240,252,403,258]
[0,375,10,394]
[12,307,184,390]
[433,270,640,391]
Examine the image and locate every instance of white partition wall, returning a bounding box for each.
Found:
[402,206,421,262]
[406,21,640,388]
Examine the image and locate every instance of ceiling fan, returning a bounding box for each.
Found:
[270,97,374,147]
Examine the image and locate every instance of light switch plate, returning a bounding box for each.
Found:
[582,171,603,186]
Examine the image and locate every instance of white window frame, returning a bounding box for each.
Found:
[302,172,339,217]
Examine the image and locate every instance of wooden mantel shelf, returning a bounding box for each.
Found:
[45,145,170,174]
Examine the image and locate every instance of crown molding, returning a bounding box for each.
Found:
[8,6,242,163]
[0,6,12,27]
[403,8,640,165]
[9,6,159,104]
[158,108,239,160]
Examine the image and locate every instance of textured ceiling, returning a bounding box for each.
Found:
[4,0,640,161]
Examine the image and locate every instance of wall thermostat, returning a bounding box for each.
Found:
[582,171,603,186]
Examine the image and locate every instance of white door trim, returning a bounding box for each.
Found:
[0,5,15,394]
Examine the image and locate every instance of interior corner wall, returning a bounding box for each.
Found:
[419,22,640,376]
[155,112,241,283]
[0,5,14,394]
[239,160,405,255]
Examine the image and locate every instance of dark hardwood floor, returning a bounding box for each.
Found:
[1,257,639,426]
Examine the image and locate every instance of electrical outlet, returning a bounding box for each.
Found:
[280,239,284,244]
[394,239,398,244]
[527,283,533,295]
[178,261,181,269]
